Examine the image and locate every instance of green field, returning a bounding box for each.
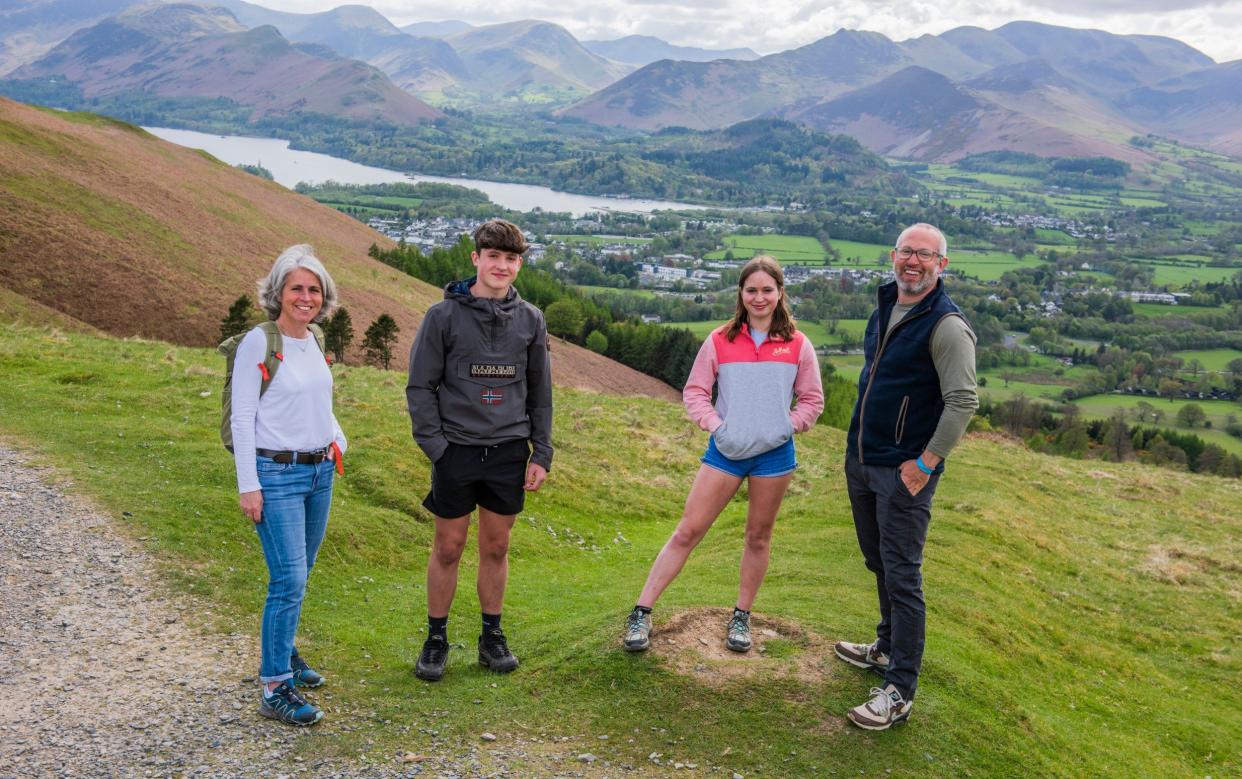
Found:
[1070,394,1242,456]
[659,318,869,349]
[1131,260,1242,286]
[705,234,827,264]
[828,239,890,266]
[548,234,653,246]
[1171,349,1242,373]
[2,323,1239,777]
[575,284,660,300]
[947,250,1046,281]
[1131,302,1186,317]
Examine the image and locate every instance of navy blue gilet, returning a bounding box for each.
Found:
[846,278,968,473]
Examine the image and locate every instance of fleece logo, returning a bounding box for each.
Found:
[771,346,792,357]
[470,363,517,379]
[481,388,504,405]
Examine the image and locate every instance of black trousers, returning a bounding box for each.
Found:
[843,456,939,701]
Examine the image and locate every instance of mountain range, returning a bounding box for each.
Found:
[1,1,1239,164]
[563,22,1240,161]
[9,3,441,126]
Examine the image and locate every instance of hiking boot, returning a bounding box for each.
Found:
[259,680,323,726]
[290,652,324,688]
[623,607,651,652]
[415,636,449,681]
[478,628,519,673]
[725,609,752,653]
[834,640,890,671]
[847,684,912,731]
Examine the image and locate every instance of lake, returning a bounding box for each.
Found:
[144,127,706,217]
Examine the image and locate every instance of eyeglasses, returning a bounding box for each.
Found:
[894,247,943,262]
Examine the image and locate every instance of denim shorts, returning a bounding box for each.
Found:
[702,435,796,478]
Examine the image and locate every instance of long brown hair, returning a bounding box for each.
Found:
[725,255,796,341]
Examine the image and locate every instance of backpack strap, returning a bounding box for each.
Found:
[257,321,283,395]
[308,323,331,365]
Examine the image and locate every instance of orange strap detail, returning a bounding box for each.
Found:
[258,362,270,381]
[330,442,344,476]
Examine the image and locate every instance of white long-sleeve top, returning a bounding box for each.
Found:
[230,326,347,494]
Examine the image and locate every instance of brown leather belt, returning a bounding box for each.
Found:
[256,447,330,464]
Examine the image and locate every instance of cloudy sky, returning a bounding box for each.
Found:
[260,0,1242,63]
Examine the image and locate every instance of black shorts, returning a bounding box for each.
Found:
[423,439,530,518]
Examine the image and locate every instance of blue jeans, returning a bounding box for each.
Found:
[254,456,335,683]
[843,456,939,701]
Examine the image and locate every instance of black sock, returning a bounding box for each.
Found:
[633,605,652,615]
[428,615,448,642]
[733,607,750,618]
[482,612,502,634]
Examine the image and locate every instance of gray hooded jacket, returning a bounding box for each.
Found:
[406,278,553,471]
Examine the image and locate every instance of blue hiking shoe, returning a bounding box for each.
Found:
[259,680,323,726]
[290,652,324,688]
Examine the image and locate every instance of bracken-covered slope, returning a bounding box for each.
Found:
[0,97,677,400]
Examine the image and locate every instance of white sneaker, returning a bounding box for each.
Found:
[847,684,912,730]
[834,640,890,671]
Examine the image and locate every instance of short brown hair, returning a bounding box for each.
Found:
[473,219,529,254]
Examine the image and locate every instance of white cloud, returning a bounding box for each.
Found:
[265,0,1242,63]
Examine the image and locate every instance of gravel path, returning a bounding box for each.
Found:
[0,447,640,779]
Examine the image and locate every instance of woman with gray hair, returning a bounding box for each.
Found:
[231,244,346,726]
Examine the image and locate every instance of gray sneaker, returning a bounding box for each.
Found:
[834,640,889,671]
[847,684,912,730]
[623,608,651,652]
[725,610,751,653]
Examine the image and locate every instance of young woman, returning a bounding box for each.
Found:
[231,245,346,725]
[623,255,823,652]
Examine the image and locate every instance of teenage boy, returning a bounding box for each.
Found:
[406,219,553,681]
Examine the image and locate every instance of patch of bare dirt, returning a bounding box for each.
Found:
[645,607,842,688]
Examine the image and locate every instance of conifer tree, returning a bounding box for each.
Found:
[323,307,355,364]
[219,295,255,342]
[363,314,400,370]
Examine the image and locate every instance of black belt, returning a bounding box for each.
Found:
[256,447,330,464]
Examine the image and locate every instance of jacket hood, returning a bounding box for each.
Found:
[444,276,522,309]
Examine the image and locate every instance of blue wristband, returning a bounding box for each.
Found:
[915,455,934,475]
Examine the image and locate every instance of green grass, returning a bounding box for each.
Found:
[947,250,1046,282]
[575,284,660,299]
[828,239,891,266]
[547,234,653,246]
[1171,349,1242,373]
[657,318,869,349]
[0,322,1238,776]
[1130,261,1242,286]
[656,320,721,338]
[1069,394,1242,456]
[1131,302,1187,318]
[705,234,827,264]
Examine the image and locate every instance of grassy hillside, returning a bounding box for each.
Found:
[0,97,676,400]
[1,321,1237,777]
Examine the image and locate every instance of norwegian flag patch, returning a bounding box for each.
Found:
[480,388,504,405]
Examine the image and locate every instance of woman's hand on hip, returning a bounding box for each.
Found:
[240,490,263,523]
